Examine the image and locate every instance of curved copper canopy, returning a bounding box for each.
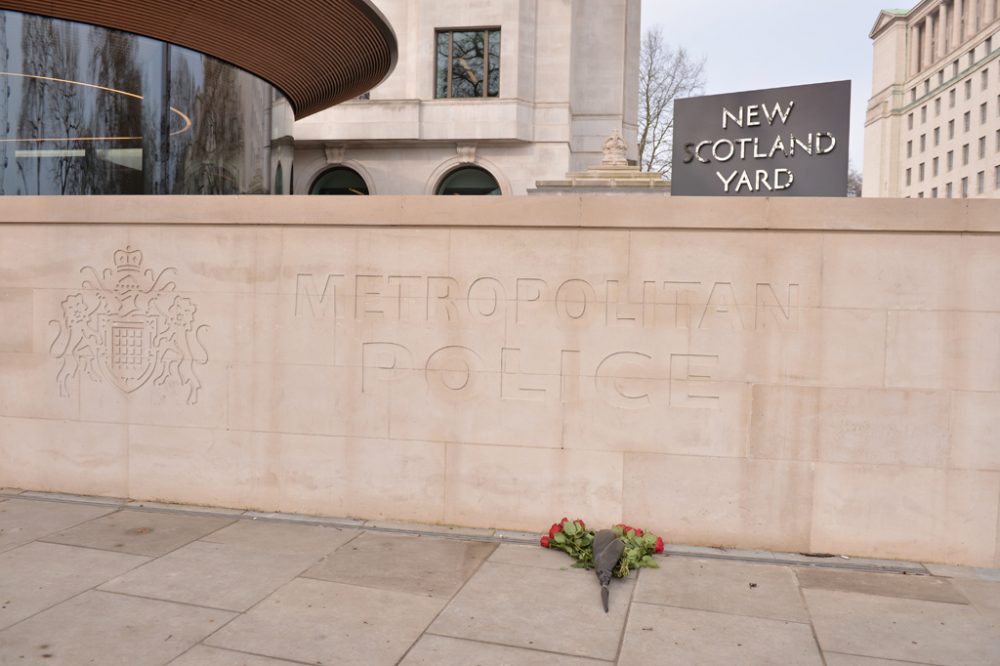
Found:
[1,0,397,118]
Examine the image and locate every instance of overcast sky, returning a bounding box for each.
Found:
[640,0,896,172]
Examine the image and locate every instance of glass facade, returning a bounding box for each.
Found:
[0,11,278,194]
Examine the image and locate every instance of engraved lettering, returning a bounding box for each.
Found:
[754,283,800,331]
[669,354,720,408]
[426,276,460,321]
[555,279,596,320]
[361,342,412,392]
[355,274,384,319]
[698,282,745,330]
[516,278,547,324]
[595,351,654,409]
[500,348,546,401]
[467,276,507,318]
[295,273,344,319]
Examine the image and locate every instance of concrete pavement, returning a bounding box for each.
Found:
[1,489,999,665]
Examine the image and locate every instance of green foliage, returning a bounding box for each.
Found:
[544,519,662,578]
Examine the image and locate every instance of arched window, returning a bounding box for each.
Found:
[274,162,283,194]
[309,166,369,195]
[435,166,501,195]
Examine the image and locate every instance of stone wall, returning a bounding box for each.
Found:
[1,196,998,566]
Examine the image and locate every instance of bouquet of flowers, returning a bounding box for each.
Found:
[540,517,664,577]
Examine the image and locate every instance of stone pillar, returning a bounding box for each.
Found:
[924,15,934,68]
[910,23,922,76]
[953,0,965,45]
[985,0,996,25]
[937,6,948,60]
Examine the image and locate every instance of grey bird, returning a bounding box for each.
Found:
[592,529,625,613]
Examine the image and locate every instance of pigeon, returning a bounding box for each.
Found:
[592,529,625,613]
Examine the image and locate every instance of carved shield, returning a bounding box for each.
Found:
[98,314,157,393]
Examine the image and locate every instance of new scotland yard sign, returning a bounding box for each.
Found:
[671,80,850,196]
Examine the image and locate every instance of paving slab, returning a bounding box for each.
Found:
[200,518,358,558]
[0,498,115,553]
[636,556,810,622]
[399,634,612,665]
[795,567,969,604]
[0,590,234,665]
[0,541,148,630]
[243,510,365,527]
[20,491,126,506]
[363,519,495,538]
[804,588,1000,665]
[617,602,823,666]
[428,561,633,661]
[823,653,938,665]
[206,577,445,666]
[303,531,495,598]
[169,645,303,665]
[923,563,1000,582]
[488,542,581,570]
[100,540,324,611]
[949,578,1000,629]
[41,508,235,557]
[128,500,246,516]
[0,488,23,496]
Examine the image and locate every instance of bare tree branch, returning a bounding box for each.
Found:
[637,27,705,178]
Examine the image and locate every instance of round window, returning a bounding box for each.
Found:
[436,166,500,195]
[309,167,369,195]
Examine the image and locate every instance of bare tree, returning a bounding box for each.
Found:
[847,162,863,197]
[637,27,705,178]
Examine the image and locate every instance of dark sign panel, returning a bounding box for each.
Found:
[671,80,851,196]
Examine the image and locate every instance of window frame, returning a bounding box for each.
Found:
[435,27,501,99]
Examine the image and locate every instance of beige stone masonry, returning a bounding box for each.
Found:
[1,195,998,566]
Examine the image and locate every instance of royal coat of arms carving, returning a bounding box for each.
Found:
[49,246,208,404]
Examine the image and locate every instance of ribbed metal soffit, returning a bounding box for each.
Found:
[0,0,398,118]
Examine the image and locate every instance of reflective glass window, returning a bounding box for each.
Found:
[309,167,369,195]
[435,29,500,98]
[0,10,278,195]
[435,166,501,195]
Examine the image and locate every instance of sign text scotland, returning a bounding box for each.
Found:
[671,80,851,196]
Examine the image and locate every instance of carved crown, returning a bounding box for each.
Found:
[114,247,143,272]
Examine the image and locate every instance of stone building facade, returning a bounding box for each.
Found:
[864,0,1000,197]
[288,0,640,196]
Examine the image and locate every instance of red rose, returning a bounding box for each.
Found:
[655,536,664,554]
[540,535,550,548]
[634,528,644,537]
[549,523,561,538]
[561,517,569,524]
[577,519,586,528]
